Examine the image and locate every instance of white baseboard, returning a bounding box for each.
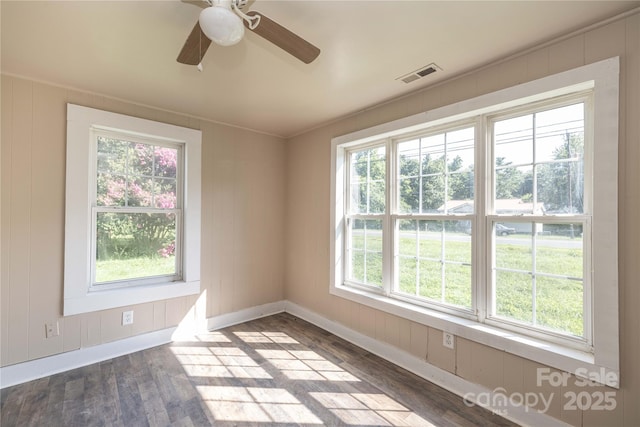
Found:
[284,300,570,427]
[0,327,176,389]
[207,300,285,331]
[0,299,569,427]
[1,301,286,389]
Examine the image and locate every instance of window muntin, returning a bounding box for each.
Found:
[92,133,183,288]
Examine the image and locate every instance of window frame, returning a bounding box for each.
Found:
[330,57,620,387]
[64,104,201,316]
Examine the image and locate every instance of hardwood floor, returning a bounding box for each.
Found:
[1,313,517,426]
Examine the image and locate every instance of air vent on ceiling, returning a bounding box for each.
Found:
[397,63,441,84]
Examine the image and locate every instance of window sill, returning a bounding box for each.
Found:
[330,283,619,388]
[63,280,200,316]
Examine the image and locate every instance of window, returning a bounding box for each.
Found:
[346,145,386,288]
[94,134,182,286]
[331,58,619,386]
[488,100,589,342]
[394,126,475,312]
[64,104,201,316]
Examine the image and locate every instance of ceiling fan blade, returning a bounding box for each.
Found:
[177,22,212,65]
[245,11,320,64]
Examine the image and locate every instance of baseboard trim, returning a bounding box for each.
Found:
[0,327,176,389]
[284,300,569,427]
[207,300,286,331]
[0,299,570,426]
[0,300,286,389]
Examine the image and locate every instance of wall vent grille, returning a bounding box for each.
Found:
[397,63,441,84]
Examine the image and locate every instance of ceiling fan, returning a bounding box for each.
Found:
[177,0,320,67]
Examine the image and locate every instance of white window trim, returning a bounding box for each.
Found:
[64,104,201,316]
[330,57,619,387]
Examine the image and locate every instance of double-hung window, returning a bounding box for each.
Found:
[64,104,202,316]
[94,132,182,287]
[394,125,475,312]
[488,99,590,342]
[331,58,619,386]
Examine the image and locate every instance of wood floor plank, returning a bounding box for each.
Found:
[1,313,518,426]
[14,377,49,427]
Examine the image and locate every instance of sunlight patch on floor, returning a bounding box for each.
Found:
[197,386,323,424]
[171,345,273,379]
[310,392,436,426]
[257,348,360,382]
[234,331,300,344]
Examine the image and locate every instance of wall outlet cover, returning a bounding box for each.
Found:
[443,332,455,349]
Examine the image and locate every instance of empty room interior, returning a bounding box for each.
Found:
[2,1,640,426]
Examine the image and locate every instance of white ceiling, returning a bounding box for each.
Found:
[2,1,638,137]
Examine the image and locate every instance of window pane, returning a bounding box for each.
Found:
[95,212,177,283]
[535,103,584,163]
[97,137,127,174]
[419,260,442,301]
[421,175,445,213]
[444,221,471,264]
[97,173,126,207]
[495,166,535,213]
[156,178,177,209]
[128,177,154,207]
[398,177,419,213]
[448,171,474,210]
[130,143,154,176]
[349,147,386,214]
[536,224,583,277]
[347,219,383,288]
[494,114,533,166]
[495,225,532,271]
[444,264,471,307]
[154,146,178,178]
[537,161,584,213]
[536,276,584,337]
[495,270,533,323]
[369,180,386,214]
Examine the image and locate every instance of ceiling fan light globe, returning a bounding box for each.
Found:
[199,6,244,47]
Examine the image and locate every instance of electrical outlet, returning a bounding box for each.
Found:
[122,310,134,326]
[443,332,455,349]
[45,321,59,338]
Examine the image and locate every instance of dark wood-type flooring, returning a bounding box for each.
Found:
[1,313,517,426]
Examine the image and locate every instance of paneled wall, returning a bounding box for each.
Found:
[285,13,639,426]
[0,76,286,367]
